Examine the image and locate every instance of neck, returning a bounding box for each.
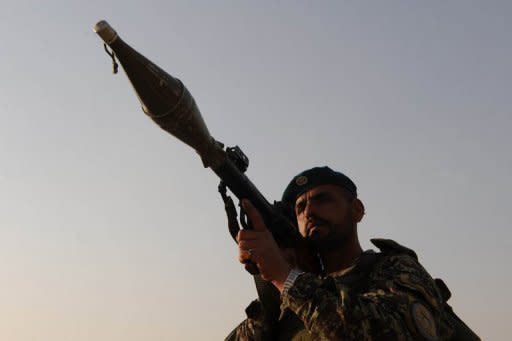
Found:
[319,237,363,274]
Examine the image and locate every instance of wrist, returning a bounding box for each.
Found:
[275,268,304,295]
[272,264,292,293]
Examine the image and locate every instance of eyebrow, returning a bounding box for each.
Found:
[295,191,333,209]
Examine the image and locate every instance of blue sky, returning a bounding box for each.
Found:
[1,1,510,339]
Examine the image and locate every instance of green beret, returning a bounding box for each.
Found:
[281,166,357,204]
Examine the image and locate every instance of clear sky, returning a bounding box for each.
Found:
[0,1,510,340]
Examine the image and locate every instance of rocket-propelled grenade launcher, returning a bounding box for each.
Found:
[93,22,482,341]
[93,20,308,269]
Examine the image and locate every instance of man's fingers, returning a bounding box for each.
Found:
[238,248,257,263]
[238,239,260,250]
[241,199,266,231]
[237,229,260,242]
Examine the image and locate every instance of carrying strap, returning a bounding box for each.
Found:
[218,181,241,242]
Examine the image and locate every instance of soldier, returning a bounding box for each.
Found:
[227,166,472,340]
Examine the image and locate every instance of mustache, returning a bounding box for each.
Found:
[306,217,330,232]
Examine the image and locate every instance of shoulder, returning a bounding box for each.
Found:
[367,238,429,280]
[370,238,418,259]
[369,239,443,310]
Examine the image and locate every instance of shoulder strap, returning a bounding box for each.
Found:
[370,238,418,260]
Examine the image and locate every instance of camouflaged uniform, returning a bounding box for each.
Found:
[226,239,457,341]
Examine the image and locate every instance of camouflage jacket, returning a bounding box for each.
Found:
[226,239,455,341]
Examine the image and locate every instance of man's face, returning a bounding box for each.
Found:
[294,184,356,250]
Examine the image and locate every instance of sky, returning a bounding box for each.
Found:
[0,1,510,340]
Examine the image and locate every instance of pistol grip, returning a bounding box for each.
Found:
[244,261,260,275]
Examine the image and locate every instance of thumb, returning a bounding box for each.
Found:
[241,199,267,231]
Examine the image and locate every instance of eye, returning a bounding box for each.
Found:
[314,193,335,204]
[295,201,306,214]
[317,194,330,203]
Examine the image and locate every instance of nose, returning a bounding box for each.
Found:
[303,200,315,219]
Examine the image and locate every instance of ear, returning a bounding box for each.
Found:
[351,198,365,223]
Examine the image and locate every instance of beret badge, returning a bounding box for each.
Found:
[295,176,308,186]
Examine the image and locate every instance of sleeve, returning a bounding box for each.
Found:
[225,299,278,341]
[280,254,453,340]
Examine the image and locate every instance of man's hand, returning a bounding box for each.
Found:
[237,199,292,292]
